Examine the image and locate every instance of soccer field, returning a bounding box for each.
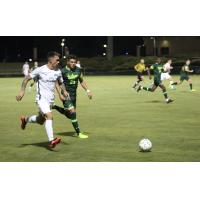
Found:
[0,75,200,161]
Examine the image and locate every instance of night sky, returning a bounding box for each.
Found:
[0,36,144,61]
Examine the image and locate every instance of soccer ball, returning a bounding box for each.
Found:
[139,138,152,152]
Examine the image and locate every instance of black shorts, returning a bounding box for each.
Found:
[137,72,144,81]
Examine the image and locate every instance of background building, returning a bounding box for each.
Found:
[144,36,200,57]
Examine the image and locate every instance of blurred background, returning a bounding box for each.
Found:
[1,36,200,76]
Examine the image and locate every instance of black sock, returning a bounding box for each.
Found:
[189,83,192,90]
[52,105,66,115]
[70,112,81,134]
[162,88,168,99]
[172,82,177,85]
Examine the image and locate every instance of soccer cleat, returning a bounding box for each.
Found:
[166,99,174,104]
[190,89,196,92]
[48,137,61,149]
[137,85,142,92]
[74,132,89,139]
[20,116,27,130]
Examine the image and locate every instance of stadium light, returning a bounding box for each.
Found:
[29,58,32,62]
[103,44,107,48]
[61,39,65,58]
[63,56,66,58]
[103,52,106,56]
[150,37,156,56]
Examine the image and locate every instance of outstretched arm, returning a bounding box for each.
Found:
[79,78,92,99]
[16,76,32,101]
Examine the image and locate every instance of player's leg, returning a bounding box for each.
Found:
[20,112,45,130]
[133,73,143,88]
[159,84,173,103]
[66,97,88,139]
[188,78,195,91]
[38,100,61,148]
[137,81,157,92]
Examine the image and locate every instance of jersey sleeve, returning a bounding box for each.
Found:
[29,67,40,79]
[57,70,64,84]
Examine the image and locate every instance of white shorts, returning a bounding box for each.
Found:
[23,70,29,77]
[161,73,171,81]
[36,99,53,114]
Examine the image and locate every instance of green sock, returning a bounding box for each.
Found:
[162,89,168,99]
[70,112,81,134]
[189,83,192,90]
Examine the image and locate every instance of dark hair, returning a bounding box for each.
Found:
[47,51,60,60]
[67,54,77,61]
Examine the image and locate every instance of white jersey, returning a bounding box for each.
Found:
[29,65,63,103]
[76,63,81,68]
[22,63,30,76]
[163,63,171,73]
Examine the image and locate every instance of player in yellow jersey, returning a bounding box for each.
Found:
[133,59,150,89]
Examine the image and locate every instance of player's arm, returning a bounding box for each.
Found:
[79,76,92,99]
[134,64,139,71]
[16,75,32,101]
[185,66,193,73]
[56,78,70,100]
[146,65,153,79]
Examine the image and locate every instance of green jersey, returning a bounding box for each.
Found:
[150,63,164,80]
[61,66,83,95]
[180,65,190,75]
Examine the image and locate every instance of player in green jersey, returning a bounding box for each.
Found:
[53,55,92,139]
[137,58,173,104]
[171,59,196,91]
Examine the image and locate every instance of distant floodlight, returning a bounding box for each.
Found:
[63,56,66,58]
[125,52,128,55]
[103,53,106,56]
[61,42,65,47]
[29,58,32,62]
[103,44,107,48]
[62,39,65,42]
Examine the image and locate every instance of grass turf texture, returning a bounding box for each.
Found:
[0,76,200,161]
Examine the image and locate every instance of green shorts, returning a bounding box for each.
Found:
[154,78,162,86]
[180,74,189,81]
[63,94,77,110]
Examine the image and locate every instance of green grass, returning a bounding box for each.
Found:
[0,75,200,161]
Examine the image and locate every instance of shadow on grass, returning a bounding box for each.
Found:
[56,131,91,137]
[19,140,68,151]
[144,100,162,103]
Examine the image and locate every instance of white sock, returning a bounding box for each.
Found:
[27,115,37,123]
[170,81,173,85]
[45,120,54,141]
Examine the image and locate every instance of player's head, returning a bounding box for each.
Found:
[34,61,38,66]
[186,59,191,65]
[67,55,78,69]
[156,58,161,64]
[167,59,172,64]
[47,51,60,68]
[140,59,145,64]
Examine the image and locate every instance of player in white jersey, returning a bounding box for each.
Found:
[76,60,81,68]
[161,59,175,89]
[16,51,69,149]
[22,61,30,77]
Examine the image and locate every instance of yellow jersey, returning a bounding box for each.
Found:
[134,63,146,73]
